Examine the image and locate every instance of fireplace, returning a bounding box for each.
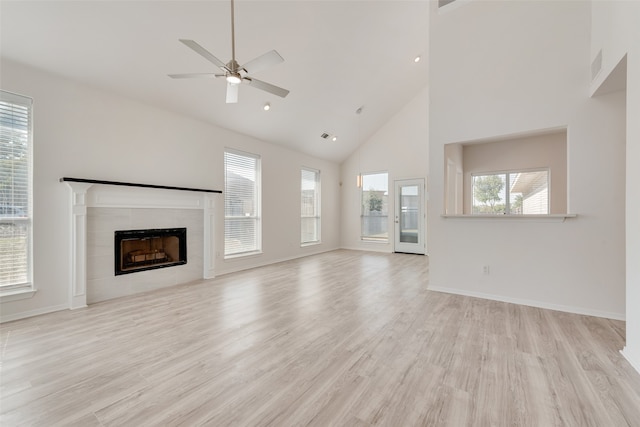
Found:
[114,228,187,275]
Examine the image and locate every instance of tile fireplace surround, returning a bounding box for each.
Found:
[64,180,217,309]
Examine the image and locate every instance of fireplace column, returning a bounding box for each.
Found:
[65,181,93,309]
[203,194,216,279]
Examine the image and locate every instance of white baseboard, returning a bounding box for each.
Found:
[339,245,392,254]
[217,247,339,277]
[427,285,625,321]
[621,347,640,375]
[1,303,69,323]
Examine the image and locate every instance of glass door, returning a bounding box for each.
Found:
[394,179,425,254]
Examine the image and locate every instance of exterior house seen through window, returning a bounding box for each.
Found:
[361,172,389,241]
[472,170,549,215]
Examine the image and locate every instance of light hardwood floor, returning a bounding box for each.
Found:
[2,250,640,426]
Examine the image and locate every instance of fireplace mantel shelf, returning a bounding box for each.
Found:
[60,177,222,194]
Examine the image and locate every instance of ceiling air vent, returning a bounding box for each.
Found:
[320,133,330,139]
[592,49,603,81]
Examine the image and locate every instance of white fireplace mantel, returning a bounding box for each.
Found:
[64,180,218,309]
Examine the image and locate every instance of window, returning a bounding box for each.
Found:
[361,172,389,241]
[472,170,549,215]
[224,149,261,257]
[0,91,33,291]
[301,167,320,245]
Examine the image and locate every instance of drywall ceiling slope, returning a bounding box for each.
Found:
[0,0,429,163]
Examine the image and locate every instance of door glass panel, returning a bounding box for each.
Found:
[399,185,419,243]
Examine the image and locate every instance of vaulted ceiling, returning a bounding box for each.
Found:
[1,0,429,163]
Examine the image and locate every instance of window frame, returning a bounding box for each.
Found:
[300,167,321,246]
[360,171,389,242]
[0,90,34,296]
[223,148,262,258]
[471,168,550,215]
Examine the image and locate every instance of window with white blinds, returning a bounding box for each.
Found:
[0,91,33,290]
[224,149,261,257]
[301,167,320,245]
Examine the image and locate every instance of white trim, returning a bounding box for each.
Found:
[442,214,577,222]
[340,245,392,254]
[0,303,68,323]
[301,241,321,248]
[64,182,217,309]
[216,247,336,276]
[67,182,92,310]
[621,347,640,375]
[0,288,37,303]
[428,285,625,321]
[87,185,205,209]
[224,250,263,261]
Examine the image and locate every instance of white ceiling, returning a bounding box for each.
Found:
[0,0,429,163]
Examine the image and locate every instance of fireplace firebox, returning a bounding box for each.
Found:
[114,228,187,275]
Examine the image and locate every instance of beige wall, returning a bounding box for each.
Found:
[459,131,567,214]
[340,87,428,253]
[444,143,463,214]
[0,59,342,322]
[428,0,626,320]
[591,0,640,373]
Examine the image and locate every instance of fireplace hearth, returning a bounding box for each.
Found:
[114,228,187,275]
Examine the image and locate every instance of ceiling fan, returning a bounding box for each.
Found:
[168,0,289,103]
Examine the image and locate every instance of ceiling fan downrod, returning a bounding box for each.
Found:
[230,0,236,65]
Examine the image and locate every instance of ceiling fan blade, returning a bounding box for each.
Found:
[241,50,284,74]
[245,77,289,98]
[168,73,220,79]
[179,39,229,71]
[226,83,239,103]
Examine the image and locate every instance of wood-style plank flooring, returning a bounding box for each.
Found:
[2,250,640,426]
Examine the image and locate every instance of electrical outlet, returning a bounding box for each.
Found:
[483,265,490,275]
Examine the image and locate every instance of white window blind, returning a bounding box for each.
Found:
[0,91,32,289]
[301,167,320,244]
[224,149,261,257]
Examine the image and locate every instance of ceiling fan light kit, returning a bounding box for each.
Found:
[226,74,242,85]
[169,0,289,104]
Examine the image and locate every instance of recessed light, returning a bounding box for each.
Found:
[414,56,421,63]
[263,103,270,111]
[332,136,338,142]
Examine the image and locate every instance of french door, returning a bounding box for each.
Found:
[394,179,425,254]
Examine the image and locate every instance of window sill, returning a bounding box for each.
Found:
[301,241,321,248]
[441,214,577,222]
[224,250,263,261]
[1,287,37,303]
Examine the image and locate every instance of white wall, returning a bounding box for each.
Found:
[428,1,626,319]
[340,87,428,252]
[592,0,640,373]
[0,59,341,322]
